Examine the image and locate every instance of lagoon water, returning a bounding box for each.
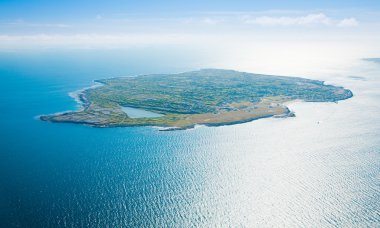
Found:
[121,107,164,118]
[0,51,379,227]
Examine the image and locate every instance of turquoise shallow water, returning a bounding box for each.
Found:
[0,51,379,227]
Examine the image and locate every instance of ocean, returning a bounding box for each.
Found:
[0,50,379,227]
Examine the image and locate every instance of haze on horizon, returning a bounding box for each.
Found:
[1,0,380,75]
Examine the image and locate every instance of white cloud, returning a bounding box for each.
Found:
[243,13,358,27]
[337,18,359,27]
[0,11,370,51]
[201,17,224,25]
[26,23,70,28]
[5,20,70,28]
[180,17,224,25]
[0,34,206,50]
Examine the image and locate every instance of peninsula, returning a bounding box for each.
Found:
[40,69,353,130]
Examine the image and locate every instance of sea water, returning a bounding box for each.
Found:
[0,50,379,227]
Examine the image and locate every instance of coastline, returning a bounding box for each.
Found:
[38,81,104,122]
[41,103,295,131]
[68,81,104,109]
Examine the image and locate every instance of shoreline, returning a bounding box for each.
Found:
[38,81,104,120]
[68,81,104,109]
[41,105,296,131]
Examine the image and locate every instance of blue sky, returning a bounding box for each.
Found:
[1,0,380,21]
[0,0,379,71]
[1,0,376,33]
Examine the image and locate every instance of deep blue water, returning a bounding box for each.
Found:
[0,50,201,227]
[0,51,379,227]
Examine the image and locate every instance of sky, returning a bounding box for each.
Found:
[1,0,380,18]
[1,0,379,74]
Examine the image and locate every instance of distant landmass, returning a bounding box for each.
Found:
[40,69,353,130]
[364,58,380,63]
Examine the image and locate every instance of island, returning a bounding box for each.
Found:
[40,69,353,130]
